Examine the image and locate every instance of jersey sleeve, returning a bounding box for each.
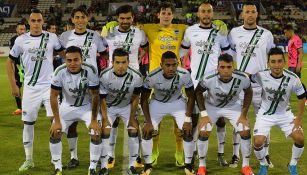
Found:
[59,32,67,49]
[294,37,303,49]
[95,32,106,52]
[219,35,230,51]
[51,33,64,52]
[51,72,63,90]
[133,75,143,95]
[198,77,208,90]
[292,77,305,97]
[88,69,99,89]
[250,72,262,86]
[143,76,153,90]
[181,29,191,49]
[9,37,23,61]
[99,76,108,95]
[242,76,251,89]
[140,29,149,48]
[183,73,194,89]
[266,31,275,53]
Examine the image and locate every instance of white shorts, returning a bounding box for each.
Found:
[59,103,102,134]
[22,84,53,122]
[200,102,248,132]
[107,104,131,128]
[149,99,186,130]
[253,109,296,138]
[239,84,261,115]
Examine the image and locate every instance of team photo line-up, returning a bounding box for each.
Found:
[5,1,306,175]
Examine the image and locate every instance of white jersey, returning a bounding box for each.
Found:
[51,63,99,107]
[199,70,251,108]
[103,26,148,69]
[60,29,106,71]
[251,69,305,115]
[181,24,230,85]
[143,67,194,103]
[9,31,63,86]
[99,66,143,107]
[228,25,275,74]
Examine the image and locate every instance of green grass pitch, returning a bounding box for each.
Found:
[0,55,306,175]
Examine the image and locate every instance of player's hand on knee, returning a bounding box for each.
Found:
[101,21,118,37]
[50,122,62,139]
[183,119,193,136]
[89,120,102,136]
[291,117,303,132]
[142,122,153,139]
[128,118,139,130]
[212,20,228,36]
[198,116,212,131]
[237,114,250,129]
[11,84,20,97]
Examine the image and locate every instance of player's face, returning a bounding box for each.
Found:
[48,25,57,33]
[283,30,291,39]
[161,58,178,78]
[65,52,82,73]
[117,12,133,31]
[217,61,234,81]
[242,5,258,26]
[113,56,129,76]
[66,24,74,31]
[268,54,285,77]
[72,11,88,31]
[28,13,44,34]
[158,8,174,27]
[16,25,26,35]
[197,4,213,26]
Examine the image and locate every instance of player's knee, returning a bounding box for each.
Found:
[128,129,138,137]
[50,137,61,143]
[216,117,226,127]
[198,131,210,141]
[183,133,193,142]
[91,138,102,145]
[253,136,265,148]
[142,134,152,140]
[112,117,120,128]
[24,121,35,125]
[240,130,251,138]
[67,122,78,138]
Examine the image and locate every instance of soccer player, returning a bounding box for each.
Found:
[59,6,107,168]
[180,2,230,166]
[99,48,143,175]
[49,46,101,175]
[47,22,57,34]
[6,9,64,172]
[194,53,254,175]
[228,2,275,167]
[6,22,26,115]
[141,51,196,175]
[252,47,305,175]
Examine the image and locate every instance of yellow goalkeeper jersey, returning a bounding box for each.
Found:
[141,24,187,72]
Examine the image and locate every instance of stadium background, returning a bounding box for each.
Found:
[0,0,306,174]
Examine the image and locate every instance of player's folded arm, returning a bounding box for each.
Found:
[51,84,62,91]
[8,54,18,62]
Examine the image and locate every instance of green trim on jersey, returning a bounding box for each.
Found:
[128,66,142,77]
[54,64,67,76]
[176,69,187,74]
[100,67,112,77]
[109,73,132,106]
[205,72,218,80]
[196,29,219,80]
[28,33,50,86]
[217,78,241,108]
[82,32,94,60]
[233,71,247,78]
[123,28,135,52]
[148,68,162,77]
[284,69,297,78]
[238,29,264,72]
[82,62,97,74]
[161,74,180,103]
[73,69,88,107]
[264,76,290,115]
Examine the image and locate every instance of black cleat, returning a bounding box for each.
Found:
[127,166,139,175]
[98,167,109,175]
[229,155,239,168]
[67,158,79,169]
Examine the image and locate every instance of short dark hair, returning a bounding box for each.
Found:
[66,46,82,58]
[46,22,56,30]
[17,21,26,27]
[243,2,258,11]
[31,9,42,14]
[161,51,177,62]
[268,47,285,62]
[66,19,74,27]
[71,6,88,18]
[218,53,233,63]
[157,2,175,13]
[112,48,129,61]
[283,24,294,31]
[116,5,134,16]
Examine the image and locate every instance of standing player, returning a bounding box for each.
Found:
[252,47,305,175]
[228,2,275,167]
[141,51,196,175]
[195,54,254,175]
[6,22,26,115]
[180,2,230,166]
[49,46,101,175]
[59,6,107,168]
[6,9,64,172]
[99,48,143,175]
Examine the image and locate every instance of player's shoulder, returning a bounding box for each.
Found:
[176,67,190,75]
[54,64,67,76]
[100,66,113,78]
[203,70,218,80]
[82,62,97,75]
[233,70,249,79]
[185,24,199,32]
[44,31,57,38]
[128,66,142,78]
[60,30,73,37]
[14,33,26,43]
[173,24,188,30]
[148,67,162,77]
[283,69,299,79]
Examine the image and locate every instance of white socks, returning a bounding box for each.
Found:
[67,137,78,160]
[23,124,34,161]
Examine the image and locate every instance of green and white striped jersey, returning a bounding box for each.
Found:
[143,67,193,103]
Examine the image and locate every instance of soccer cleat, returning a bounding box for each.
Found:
[18,160,34,172]
[258,165,268,175]
[184,164,195,175]
[217,153,229,166]
[107,157,115,169]
[127,166,139,175]
[141,164,152,175]
[52,169,62,175]
[98,167,109,175]
[88,168,96,175]
[151,149,159,166]
[67,158,79,169]
[134,156,144,168]
[288,165,298,175]
[229,155,239,168]
[175,151,185,167]
[265,155,274,168]
[12,109,22,115]
[197,166,206,175]
[241,165,254,175]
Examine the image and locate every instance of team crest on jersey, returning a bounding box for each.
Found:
[174,29,179,35]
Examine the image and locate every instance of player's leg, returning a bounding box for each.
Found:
[13,78,22,115]
[65,122,79,168]
[151,123,160,165]
[107,117,120,169]
[229,127,240,168]
[173,119,184,167]
[216,117,228,166]
[191,112,199,166]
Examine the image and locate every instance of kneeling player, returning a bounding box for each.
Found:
[141,51,196,175]
[49,46,102,175]
[252,47,306,175]
[195,54,254,175]
[99,48,143,175]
